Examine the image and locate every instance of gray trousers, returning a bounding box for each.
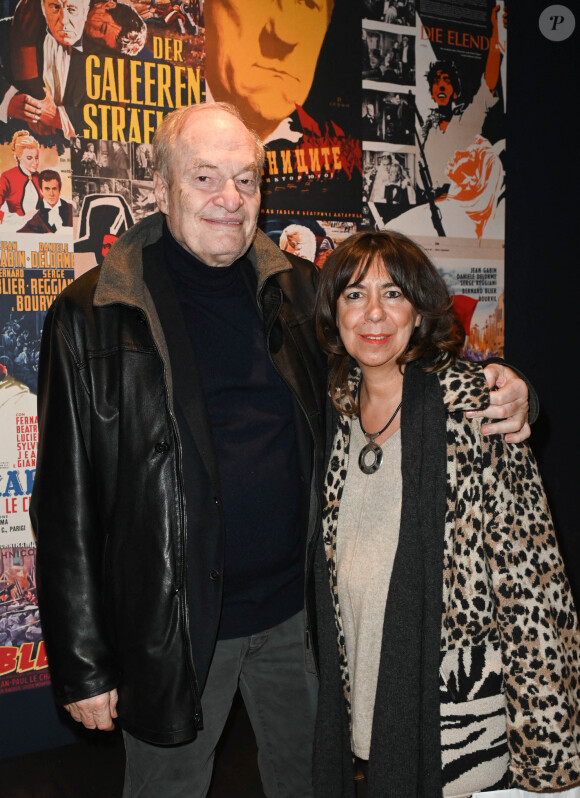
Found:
[122,611,317,798]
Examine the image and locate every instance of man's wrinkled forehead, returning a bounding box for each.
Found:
[188,155,260,173]
[171,112,261,168]
[42,0,90,15]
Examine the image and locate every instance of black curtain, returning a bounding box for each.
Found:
[505,2,579,604]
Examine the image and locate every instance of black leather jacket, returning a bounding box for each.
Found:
[30,213,326,744]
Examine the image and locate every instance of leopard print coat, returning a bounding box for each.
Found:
[317,359,580,796]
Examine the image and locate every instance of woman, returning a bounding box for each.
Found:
[0,130,41,225]
[80,143,98,177]
[312,230,580,797]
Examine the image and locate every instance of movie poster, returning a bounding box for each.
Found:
[262,216,357,271]
[0,293,48,693]
[0,134,73,690]
[203,0,363,232]
[361,0,506,240]
[0,404,48,694]
[361,0,506,354]
[70,5,203,272]
[425,242,505,359]
[0,546,49,695]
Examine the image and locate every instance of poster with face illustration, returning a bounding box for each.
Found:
[361,0,506,243]
[203,0,362,223]
[360,0,506,360]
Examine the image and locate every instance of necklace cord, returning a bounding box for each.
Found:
[359,401,403,441]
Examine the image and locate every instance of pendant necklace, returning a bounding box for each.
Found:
[358,401,402,475]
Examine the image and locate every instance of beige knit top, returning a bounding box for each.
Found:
[335,421,402,760]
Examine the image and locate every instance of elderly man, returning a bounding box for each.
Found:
[1,0,92,138]
[31,103,532,798]
[280,223,317,262]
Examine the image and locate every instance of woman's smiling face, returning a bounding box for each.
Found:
[336,258,421,376]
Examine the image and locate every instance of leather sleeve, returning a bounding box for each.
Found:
[30,301,118,705]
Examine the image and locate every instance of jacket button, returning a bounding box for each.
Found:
[209,569,220,581]
[213,496,219,505]
[155,442,169,453]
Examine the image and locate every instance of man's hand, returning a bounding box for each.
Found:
[64,689,118,731]
[7,92,43,123]
[36,88,60,128]
[467,363,530,443]
[7,90,60,131]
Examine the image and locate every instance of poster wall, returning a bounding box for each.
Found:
[0,0,505,694]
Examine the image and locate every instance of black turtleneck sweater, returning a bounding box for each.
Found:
[163,226,303,639]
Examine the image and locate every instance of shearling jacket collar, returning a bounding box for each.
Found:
[93,211,293,309]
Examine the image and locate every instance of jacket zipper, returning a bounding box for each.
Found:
[142,310,203,724]
[169,410,202,716]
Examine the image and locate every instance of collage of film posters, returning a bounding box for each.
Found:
[237,0,364,263]
[0,0,204,694]
[361,0,507,359]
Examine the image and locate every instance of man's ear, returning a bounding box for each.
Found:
[153,171,168,215]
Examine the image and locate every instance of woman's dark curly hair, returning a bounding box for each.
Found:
[314,230,464,415]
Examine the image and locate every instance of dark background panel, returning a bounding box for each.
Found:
[505,3,579,602]
[0,685,77,757]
